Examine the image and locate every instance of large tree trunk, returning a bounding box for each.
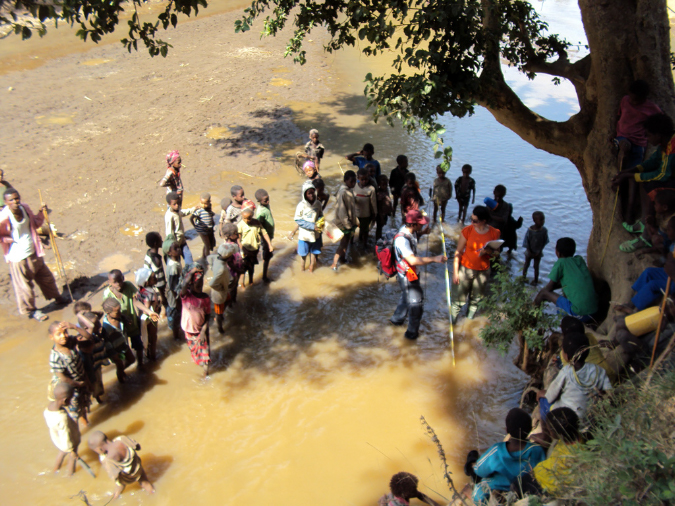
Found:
[581,0,674,322]
[484,0,674,326]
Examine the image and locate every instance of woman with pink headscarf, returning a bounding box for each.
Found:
[159,150,184,201]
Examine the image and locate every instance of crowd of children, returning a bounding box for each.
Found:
[31,78,675,502]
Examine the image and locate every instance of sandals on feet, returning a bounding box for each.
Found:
[29,310,49,322]
[619,236,651,253]
[622,220,645,234]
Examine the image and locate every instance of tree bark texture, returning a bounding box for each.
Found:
[484,0,674,320]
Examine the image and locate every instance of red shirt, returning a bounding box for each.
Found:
[617,95,662,147]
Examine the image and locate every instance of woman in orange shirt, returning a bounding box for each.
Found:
[452,206,501,321]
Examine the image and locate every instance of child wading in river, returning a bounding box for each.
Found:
[74,302,108,403]
[331,170,358,271]
[237,206,273,287]
[101,298,135,383]
[432,164,452,223]
[164,241,183,341]
[89,431,155,500]
[144,232,167,310]
[354,168,377,251]
[180,264,211,376]
[135,267,161,361]
[44,382,81,476]
[522,211,549,285]
[293,180,324,272]
[376,174,393,241]
[208,243,235,333]
[255,189,275,283]
[455,164,476,224]
[191,192,216,259]
[48,321,91,427]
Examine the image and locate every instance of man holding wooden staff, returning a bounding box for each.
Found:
[0,188,67,321]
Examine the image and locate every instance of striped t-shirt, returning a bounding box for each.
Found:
[192,208,215,235]
[144,250,166,289]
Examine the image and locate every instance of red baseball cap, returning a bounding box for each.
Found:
[405,209,429,225]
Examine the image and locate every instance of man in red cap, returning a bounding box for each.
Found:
[390,209,447,339]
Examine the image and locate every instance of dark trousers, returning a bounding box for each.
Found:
[391,276,424,339]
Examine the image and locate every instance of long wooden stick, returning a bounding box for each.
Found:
[600,155,624,268]
[650,276,671,368]
[38,190,74,302]
[439,217,455,367]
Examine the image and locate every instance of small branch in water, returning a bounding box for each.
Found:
[420,416,471,506]
[69,491,92,506]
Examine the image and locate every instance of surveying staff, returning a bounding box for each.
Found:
[0,189,67,321]
[390,210,447,340]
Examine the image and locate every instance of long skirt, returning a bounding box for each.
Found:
[185,331,210,366]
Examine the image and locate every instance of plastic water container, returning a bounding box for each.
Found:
[625,306,661,336]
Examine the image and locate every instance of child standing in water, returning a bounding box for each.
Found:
[101,298,135,383]
[522,211,549,285]
[135,268,161,361]
[48,321,90,427]
[44,382,81,476]
[432,165,452,223]
[303,160,321,181]
[255,189,275,283]
[293,180,324,272]
[208,243,235,333]
[191,192,216,259]
[144,232,167,310]
[165,191,196,265]
[74,302,108,403]
[389,155,409,218]
[237,206,273,287]
[346,143,381,179]
[164,241,183,341]
[159,150,184,202]
[354,168,377,251]
[313,178,330,211]
[224,185,247,225]
[88,431,155,500]
[455,164,476,224]
[304,129,325,169]
[331,170,358,271]
[180,264,211,376]
[399,173,424,218]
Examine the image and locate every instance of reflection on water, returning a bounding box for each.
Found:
[0,1,591,504]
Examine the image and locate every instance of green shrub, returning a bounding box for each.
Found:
[557,370,675,505]
[478,264,560,354]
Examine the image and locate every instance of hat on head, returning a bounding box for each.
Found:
[405,209,429,225]
[303,160,316,171]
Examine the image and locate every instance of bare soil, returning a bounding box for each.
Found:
[0,9,333,311]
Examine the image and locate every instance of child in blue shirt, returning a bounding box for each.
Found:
[465,408,546,504]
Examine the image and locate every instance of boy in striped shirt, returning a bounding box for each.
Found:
[191,192,216,259]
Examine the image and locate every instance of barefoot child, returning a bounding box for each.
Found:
[354,168,377,251]
[144,232,167,309]
[432,165,452,223]
[304,129,325,169]
[293,180,324,272]
[48,321,91,426]
[74,302,108,403]
[88,431,155,500]
[135,268,161,361]
[44,383,81,476]
[191,192,216,259]
[103,269,159,368]
[313,178,330,211]
[331,170,358,271]
[455,164,476,224]
[522,211,549,285]
[389,155,409,217]
[180,264,211,376]
[159,150,183,201]
[224,186,248,225]
[101,298,136,383]
[165,191,196,265]
[399,173,424,218]
[164,241,183,341]
[237,207,273,287]
[220,223,246,303]
[255,189,275,283]
[207,243,235,333]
